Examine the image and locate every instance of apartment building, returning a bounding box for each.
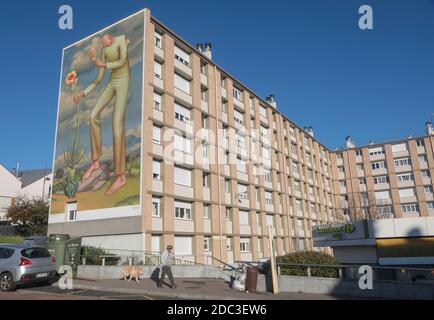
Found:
[333,124,434,221]
[48,9,337,264]
[48,9,433,265]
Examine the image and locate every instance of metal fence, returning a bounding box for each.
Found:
[0,225,16,237]
[80,247,196,267]
[238,260,434,283]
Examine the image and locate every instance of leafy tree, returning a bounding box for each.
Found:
[6,197,49,237]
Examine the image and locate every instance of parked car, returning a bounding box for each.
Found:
[0,244,57,291]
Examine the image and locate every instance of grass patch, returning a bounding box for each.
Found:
[0,236,24,244]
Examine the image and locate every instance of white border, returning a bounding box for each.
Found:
[50,9,147,220]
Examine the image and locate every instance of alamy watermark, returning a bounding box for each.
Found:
[58,5,73,30]
[358,265,373,290]
[359,5,373,30]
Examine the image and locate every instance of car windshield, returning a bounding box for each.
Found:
[21,247,51,259]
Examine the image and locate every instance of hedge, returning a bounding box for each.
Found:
[265,251,340,278]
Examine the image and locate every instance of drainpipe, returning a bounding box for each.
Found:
[213,65,223,261]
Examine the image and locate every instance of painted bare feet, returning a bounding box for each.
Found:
[105,174,126,196]
[82,160,100,181]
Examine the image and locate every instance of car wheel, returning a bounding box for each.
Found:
[0,272,16,292]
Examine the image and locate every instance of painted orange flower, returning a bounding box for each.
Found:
[66,70,77,85]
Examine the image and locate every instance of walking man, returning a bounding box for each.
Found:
[158,245,177,289]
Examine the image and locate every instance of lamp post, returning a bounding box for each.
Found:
[42,177,51,200]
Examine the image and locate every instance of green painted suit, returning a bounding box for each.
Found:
[84,35,130,175]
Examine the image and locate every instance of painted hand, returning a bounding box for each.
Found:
[88,47,97,62]
[94,59,106,68]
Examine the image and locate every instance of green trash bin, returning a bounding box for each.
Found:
[47,234,82,273]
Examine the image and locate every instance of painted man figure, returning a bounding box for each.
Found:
[74,34,130,196]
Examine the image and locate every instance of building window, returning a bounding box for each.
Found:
[239,211,250,226]
[374,175,389,184]
[202,172,210,187]
[396,173,413,182]
[66,202,77,222]
[266,214,274,227]
[152,198,160,217]
[369,147,385,156]
[371,161,387,170]
[427,202,434,210]
[398,188,415,198]
[152,160,161,180]
[422,170,431,178]
[204,237,211,251]
[155,32,163,48]
[224,179,231,193]
[234,109,244,125]
[240,238,251,252]
[237,184,248,200]
[153,92,162,111]
[264,168,271,182]
[174,133,192,154]
[416,140,425,147]
[265,191,273,204]
[174,103,190,123]
[338,166,344,173]
[233,86,243,101]
[174,166,192,187]
[203,205,210,219]
[259,105,267,118]
[391,143,407,153]
[174,201,192,220]
[201,88,208,102]
[401,204,419,214]
[226,208,232,221]
[221,100,228,113]
[200,63,207,75]
[226,237,232,251]
[174,73,191,94]
[394,158,411,167]
[237,157,247,173]
[221,77,226,88]
[355,150,363,156]
[174,45,190,66]
[418,155,427,163]
[336,153,343,160]
[424,185,433,193]
[154,60,163,79]
[359,177,366,185]
[152,125,161,144]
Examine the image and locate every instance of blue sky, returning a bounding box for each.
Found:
[1,0,433,170]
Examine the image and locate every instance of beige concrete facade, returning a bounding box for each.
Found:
[142,10,337,263]
[50,9,433,265]
[334,134,434,221]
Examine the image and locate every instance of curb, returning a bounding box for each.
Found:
[64,282,249,300]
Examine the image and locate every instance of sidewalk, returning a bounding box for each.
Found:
[70,277,345,300]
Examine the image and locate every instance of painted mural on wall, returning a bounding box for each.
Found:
[51,12,144,214]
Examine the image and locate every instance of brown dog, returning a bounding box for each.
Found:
[122,266,144,282]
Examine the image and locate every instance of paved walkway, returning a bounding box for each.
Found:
[70,277,346,300]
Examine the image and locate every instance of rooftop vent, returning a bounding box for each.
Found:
[196,43,212,60]
[304,126,314,137]
[345,136,356,149]
[265,94,277,108]
[426,121,434,136]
